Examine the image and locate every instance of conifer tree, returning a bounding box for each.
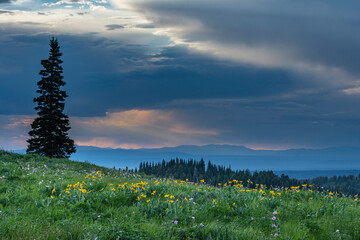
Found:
[27,37,76,158]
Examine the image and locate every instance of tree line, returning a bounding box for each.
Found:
[139,158,300,188]
[138,158,360,196]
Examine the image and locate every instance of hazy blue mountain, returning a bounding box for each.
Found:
[68,145,360,173]
[137,144,256,155]
[9,144,360,178]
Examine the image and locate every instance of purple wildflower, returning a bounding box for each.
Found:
[174,221,178,225]
[273,211,278,215]
[272,216,276,221]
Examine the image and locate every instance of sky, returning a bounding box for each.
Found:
[0,0,360,150]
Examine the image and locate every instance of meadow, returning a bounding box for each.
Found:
[0,150,359,240]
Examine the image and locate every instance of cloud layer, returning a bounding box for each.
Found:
[0,0,360,150]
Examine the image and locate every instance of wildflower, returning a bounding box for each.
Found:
[273,211,278,215]
[200,223,204,227]
[174,220,178,225]
[147,199,150,203]
[52,188,56,194]
[263,217,266,219]
[272,224,278,228]
[192,216,195,220]
[336,229,340,233]
[251,217,254,221]
[272,216,276,221]
[185,197,188,201]
[50,196,54,199]
[274,233,279,237]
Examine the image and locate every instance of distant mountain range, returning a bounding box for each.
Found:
[64,144,360,172]
[11,144,360,178]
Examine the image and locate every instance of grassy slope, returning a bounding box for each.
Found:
[0,150,359,240]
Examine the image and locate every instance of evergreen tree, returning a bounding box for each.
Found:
[27,37,76,158]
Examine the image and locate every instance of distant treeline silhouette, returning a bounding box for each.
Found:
[139,158,300,188]
[138,158,360,196]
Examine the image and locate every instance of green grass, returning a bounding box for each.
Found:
[0,150,359,239]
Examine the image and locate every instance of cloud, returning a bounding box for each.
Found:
[0,115,34,150]
[105,24,125,31]
[0,9,13,14]
[4,117,32,129]
[343,87,360,95]
[114,0,360,88]
[0,0,11,3]
[71,109,218,149]
[135,23,155,29]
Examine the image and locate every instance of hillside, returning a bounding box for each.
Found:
[0,150,359,239]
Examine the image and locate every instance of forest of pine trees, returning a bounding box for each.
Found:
[138,158,360,195]
[139,158,300,188]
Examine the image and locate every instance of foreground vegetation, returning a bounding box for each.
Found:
[0,150,359,239]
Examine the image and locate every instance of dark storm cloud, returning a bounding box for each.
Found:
[0,29,299,117]
[0,0,11,3]
[65,45,302,116]
[128,0,360,77]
